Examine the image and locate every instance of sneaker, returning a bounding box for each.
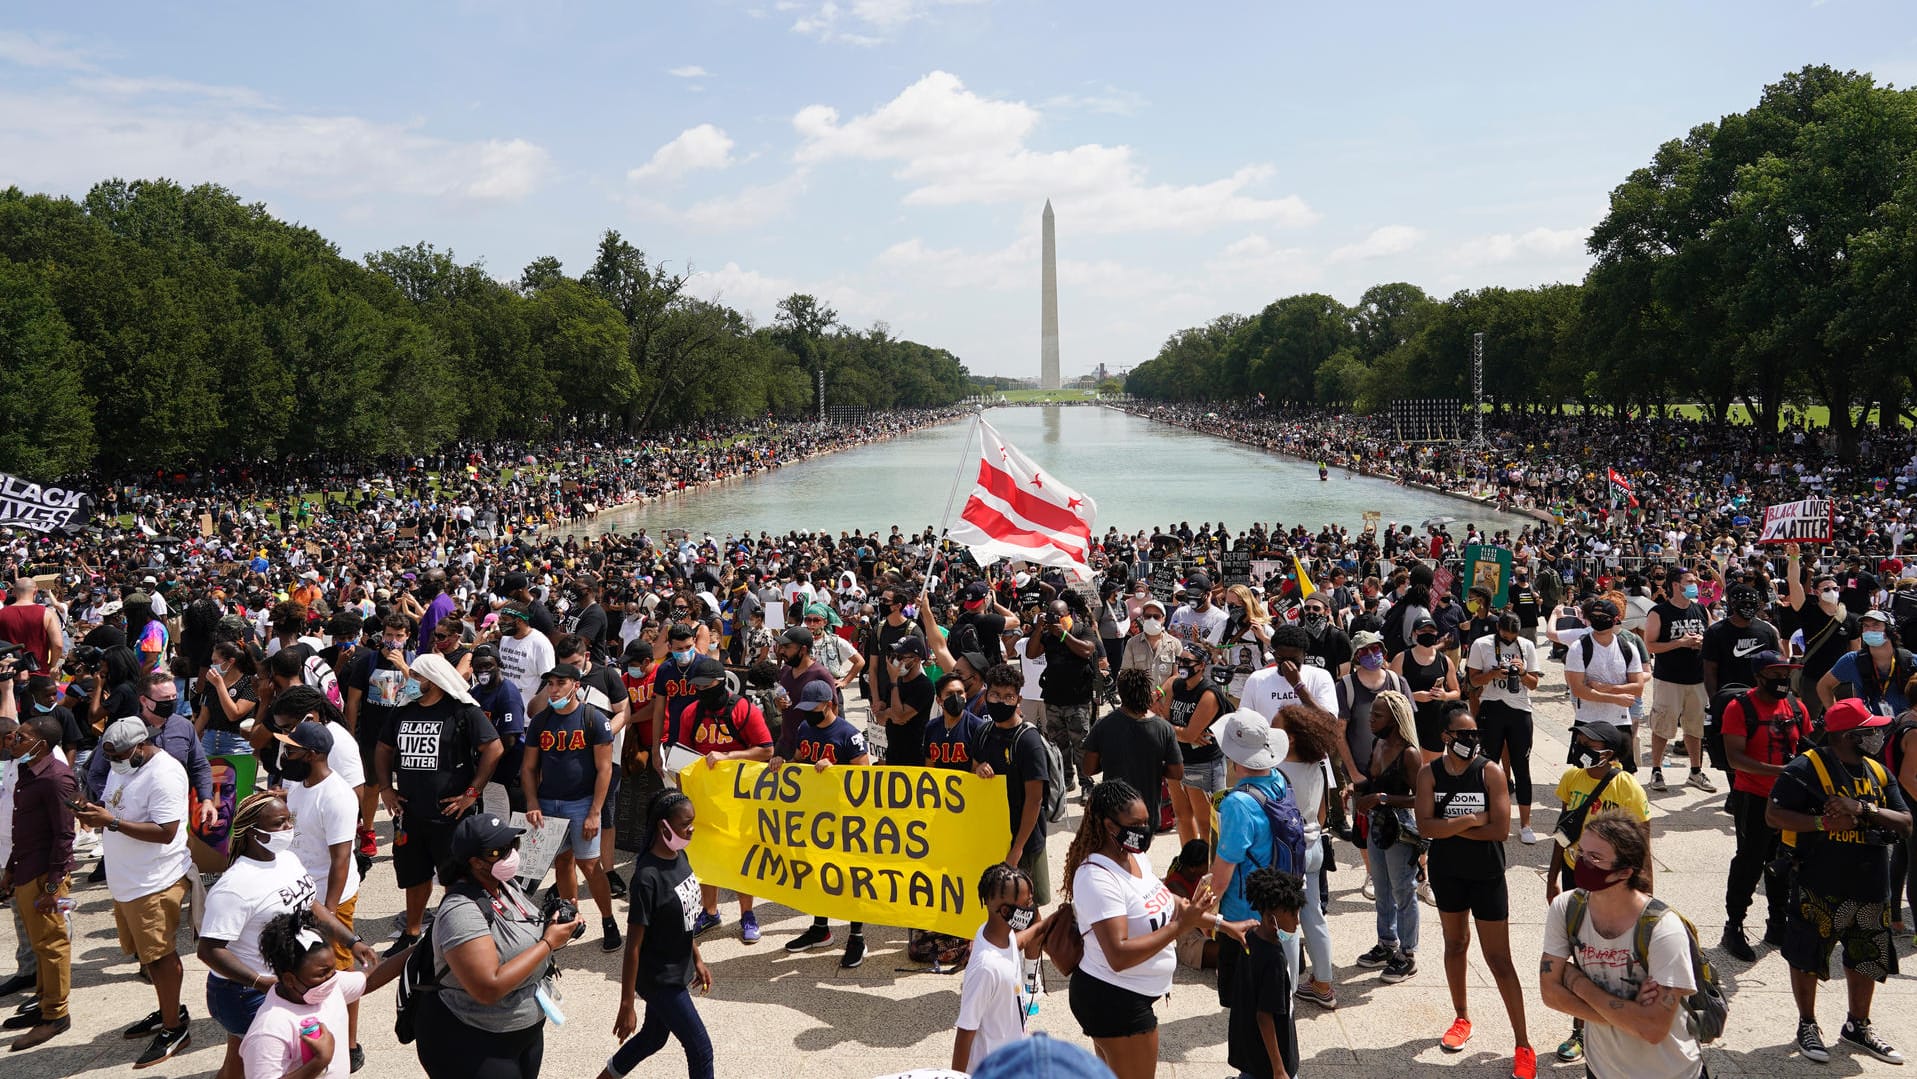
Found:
[1687,770,1717,793]
[1356,943,1394,968]
[692,911,722,937]
[1720,923,1755,962]
[1840,1017,1905,1064]
[1798,1019,1831,1064]
[356,827,377,858]
[740,911,761,944]
[606,870,627,900]
[122,1006,188,1041]
[1555,1027,1584,1063]
[1294,982,1337,1010]
[839,933,866,969]
[133,1023,190,1069]
[784,924,832,952]
[1361,877,1375,901]
[350,1045,366,1073]
[1381,952,1417,983]
[1417,880,1435,906]
[1519,827,1539,845]
[601,918,623,953]
[383,931,420,959]
[1651,769,1667,792]
[1441,1017,1473,1052]
[1512,1045,1538,1079]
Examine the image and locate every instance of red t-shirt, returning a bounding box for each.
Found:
[1721,692,1807,796]
[622,668,657,749]
[674,696,772,755]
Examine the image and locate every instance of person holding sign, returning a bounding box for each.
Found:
[522,663,621,954]
[773,680,873,968]
[672,656,771,944]
[602,789,713,1079]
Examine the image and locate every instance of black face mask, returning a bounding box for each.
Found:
[940,693,965,717]
[1001,903,1038,932]
[1732,603,1759,620]
[1114,822,1152,855]
[1587,613,1616,631]
[279,755,313,782]
[1415,633,1439,647]
[1760,677,1792,699]
[698,684,729,709]
[782,649,806,668]
[985,700,1018,723]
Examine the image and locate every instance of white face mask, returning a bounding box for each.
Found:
[1820,589,1840,604]
[1139,617,1164,635]
[260,827,297,856]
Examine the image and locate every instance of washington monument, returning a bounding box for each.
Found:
[1040,199,1060,390]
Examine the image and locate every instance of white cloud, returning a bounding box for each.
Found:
[787,0,987,44]
[1452,226,1585,265]
[686,261,876,326]
[876,236,1034,290]
[1042,84,1148,117]
[1330,224,1424,263]
[794,72,1315,234]
[675,170,809,229]
[1204,234,1319,296]
[0,84,551,203]
[667,65,711,79]
[627,124,737,182]
[0,31,100,72]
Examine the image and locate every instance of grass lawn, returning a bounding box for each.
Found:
[993,388,1104,403]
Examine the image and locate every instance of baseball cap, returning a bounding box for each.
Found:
[1749,649,1801,672]
[962,581,990,607]
[795,680,836,712]
[1862,609,1894,626]
[1186,572,1212,592]
[1824,698,1892,733]
[1351,630,1384,651]
[274,720,335,755]
[686,656,727,688]
[891,636,930,659]
[1208,709,1289,771]
[543,662,583,682]
[101,717,150,752]
[1570,720,1629,755]
[1139,598,1166,616]
[1413,615,1438,631]
[780,626,815,648]
[300,570,320,581]
[449,814,524,863]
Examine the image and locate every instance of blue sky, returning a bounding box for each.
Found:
[3,1,1913,379]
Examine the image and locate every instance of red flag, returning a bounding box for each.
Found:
[948,420,1099,580]
[1607,467,1639,508]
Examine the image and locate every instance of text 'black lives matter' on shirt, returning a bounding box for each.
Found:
[382,697,499,822]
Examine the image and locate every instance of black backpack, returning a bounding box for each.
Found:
[393,913,447,1044]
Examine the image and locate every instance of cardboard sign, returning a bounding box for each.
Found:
[679,760,1009,938]
[508,812,574,889]
[1150,561,1184,602]
[1758,498,1834,545]
[1463,544,1514,609]
[1219,550,1252,585]
[198,513,215,537]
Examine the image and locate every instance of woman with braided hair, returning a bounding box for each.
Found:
[1065,778,1217,1078]
[601,787,713,1079]
[199,793,367,1079]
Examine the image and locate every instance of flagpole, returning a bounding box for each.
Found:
[936,408,984,541]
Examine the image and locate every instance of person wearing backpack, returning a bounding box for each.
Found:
[672,656,773,943]
[1539,809,1705,1079]
[1764,698,1912,1065]
[1816,610,1912,717]
[1416,702,1533,1077]
[1205,710,1303,1010]
[972,662,1054,905]
[1718,651,1808,962]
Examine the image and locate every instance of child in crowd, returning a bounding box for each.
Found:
[1164,839,1219,969]
[951,864,1053,1073]
[1224,868,1304,1079]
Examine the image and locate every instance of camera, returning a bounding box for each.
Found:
[63,645,104,675]
[1503,660,1523,694]
[540,890,578,928]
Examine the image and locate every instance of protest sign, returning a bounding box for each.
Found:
[189,753,259,870]
[0,473,89,533]
[509,812,574,888]
[1758,498,1834,545]
[1463,544,1514,608]
[679,760,1009,938]
[1219,550,1252,585]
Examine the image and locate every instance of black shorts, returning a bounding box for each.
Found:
[357,726,384,784]
[393,814,462,889]
[1431,873,1509,921]
[1068,968,1158,1039]
[601,770,621,828]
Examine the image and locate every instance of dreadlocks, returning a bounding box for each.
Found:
[976,861,1033,907]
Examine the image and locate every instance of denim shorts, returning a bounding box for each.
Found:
[201,730,253,758]
[1181,755,1225,794]
[540,796,601,860]
[206,973,266,1038]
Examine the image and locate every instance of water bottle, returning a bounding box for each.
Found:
[1020,957,1042,1019]
[297,1018,322,1063]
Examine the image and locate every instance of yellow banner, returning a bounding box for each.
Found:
[679,760,1009,938]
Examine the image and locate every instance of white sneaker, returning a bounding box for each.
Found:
[1520,827,1540,845]
[1361,877,1376,900]
[1417,881,1436,906]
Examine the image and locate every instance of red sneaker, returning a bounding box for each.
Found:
[1512,1045,1537,1079]
[1441,1017,1473,1052]
[357,827,378,857]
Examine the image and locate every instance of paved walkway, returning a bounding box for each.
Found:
[14,664,1916,1078]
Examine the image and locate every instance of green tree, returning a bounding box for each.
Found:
[0,260,97,475]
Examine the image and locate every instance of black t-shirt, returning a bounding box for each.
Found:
[1038,623,1098,706]
[1649,599,1709,685]
[1302,624,1352,674]
[1167,679,1226,764]
[869,619,920,699]
[1795,604,1860,683]
[1509,584,1542,629]
[1770,747,1909,901]
[886,672,933,767]
[380,697,500,822]
[977,722,1049,859]
[570,603,609,656]
[1226,930,1298,1079]
[1700,618,1781,691]
[628,851,699,990]
[347,650,409,745]
[1084,709,1180,824]
[526,600,557,638]
[1426,756,1504,880]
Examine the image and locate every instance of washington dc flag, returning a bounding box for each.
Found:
[947,420,1099,580]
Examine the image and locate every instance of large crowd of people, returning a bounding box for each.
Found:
[1,401,1916,1078]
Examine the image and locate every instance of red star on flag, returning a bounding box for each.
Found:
[1067,496,1082,510]
[1030,473,1043,488]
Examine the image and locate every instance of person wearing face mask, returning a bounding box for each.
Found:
[493,604,555,709]
[950,863,1051,1072]
[1390,616,1461,759]
[1766,698,1913,1065]
[1207,710,1303,1008]
[22,674,82,762]
[198,641,262,758]
[1064,778,1216,1078]
[1716,652,1809,963]
[1540,810,1703,1079]
[1467,614,1542,843]
[521,663,621,953]
[1818,610,1912,716]
[1169,572,1227,648]
[416,813,579,1079]
[674,656,772,942]
[773,680,873,966]
[1120,598,1182,689]
[1563,599,1644,773]
[275,721,373,1069]
[1297,595,1353,679]
[1415,705,1532,1074]
[1160,648,1229,846]
[199,793,360,1079]
[770,627,840,761]
[0,714,76,1050]
[71,717,196,1066]
[602,789,713,1079]
[376,653,504,958]
[1700,584,1781,705]
[972,663,1054,905]
[343,613,415,856]
[1784,543,1861,730]
[1644,567,1715,794]
[924,673,988,772]
[879,637,935,767]
[1352,691,1423,983]
[863,588,922,706]
[645,623,703,768]
[240,908,412,1079]
[468,646,528,813]
[86,672,217,830]
[1333,631,1411,809]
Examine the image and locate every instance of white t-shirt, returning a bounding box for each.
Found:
[955,926,1025,1071]
[101,750,192,903]
[1468,634,1538,711]
[240,971,368,1079]
[285,773,362,904]
[1015,638,1047,700]
[1542,892,1701,1079]
[1564,632,1642,727]
[319,721,365,790]
[1169,603,1228,646]
[201,851,317,979]
[497,631,555,706]
[1238,664,1338,722]
[1073,851,1177,997]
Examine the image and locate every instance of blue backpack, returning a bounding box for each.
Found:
[1230,780,1309,877]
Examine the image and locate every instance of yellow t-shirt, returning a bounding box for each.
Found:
[1553,766,1651,868]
